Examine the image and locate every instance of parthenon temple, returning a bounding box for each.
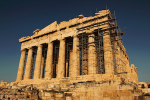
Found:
[16,9,138,86]
[0,9,144,100]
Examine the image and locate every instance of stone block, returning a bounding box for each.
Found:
[66,96,72,100]
[103,97,111,100]
[103,91,112,97]
[44,92,52,97]
[56,93,64,98]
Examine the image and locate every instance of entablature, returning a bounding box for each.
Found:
[19,10,112,43]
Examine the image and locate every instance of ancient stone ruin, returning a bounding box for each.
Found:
[1,9,150,100]
[16,9,138,84]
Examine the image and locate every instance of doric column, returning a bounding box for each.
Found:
[71,36,79,77]
[69,51,73,77]
[103,30,114,74]
[45,42,53,79]
[16,49,26,82]
[88,34,97,75]
[24,47,33,80]
[57,39,65,78]
[125,56,129,72]
[115,41,120,74]
[34,45,43,79]
[40,56,44,78]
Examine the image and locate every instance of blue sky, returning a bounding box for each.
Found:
[0,0,149,83]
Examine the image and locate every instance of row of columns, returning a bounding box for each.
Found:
[16,32,114,82]
[16,36,79,81]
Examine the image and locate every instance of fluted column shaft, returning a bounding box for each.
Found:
[103,31,114,74]
[34,45,43,79]
[16,50,26,81]
[57,39,65,78]
[115,42,120,74]
[45,42,53,79]
[24,48,33,80]
[69,51,73,77]
[88,34,97,75]
[40,56,44,78]
[71,36,79,77]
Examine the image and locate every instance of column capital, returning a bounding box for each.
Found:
[20,48,27,51]
[48,41,53,44]
[103,31,110,35]
[73,35,78,38]
[88,33,95,37]
[37,44,42,47]
[60,38,65,41]
[27,46,33,50]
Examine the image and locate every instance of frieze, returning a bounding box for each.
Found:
[19,10,111,43]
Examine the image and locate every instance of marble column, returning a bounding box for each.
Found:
[57,39,65,78]
[88,34,97,75]
[103,30,114,74]
[16,49,26,82]
[69,51,73,77]
[40,56,44,78]
[34,45,43,79]
[24,47,33,80]
[71,36,80,77]
[115,41,120,74]
[125,56,129,72]
[45,42,53,79]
